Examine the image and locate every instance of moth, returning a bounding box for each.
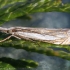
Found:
[0,27,70,45]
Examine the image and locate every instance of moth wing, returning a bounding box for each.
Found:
[13,27,70,45]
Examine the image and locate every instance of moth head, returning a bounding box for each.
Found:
[0,27,13,34]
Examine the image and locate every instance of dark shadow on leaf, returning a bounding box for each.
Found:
[0,57,38,68]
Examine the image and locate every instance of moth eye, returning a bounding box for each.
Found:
[4,30,10,34]
[7,30,9,33]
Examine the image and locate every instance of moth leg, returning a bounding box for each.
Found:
[0,35,12,43]
[12,35,21,40]
[0,34,22,43]
[12,34,41,46]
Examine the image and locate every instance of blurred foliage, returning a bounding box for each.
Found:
[0,0,70,25]
[0,39,70,60]
[0,57,38,69]
[0,60,16,70]
[0,0,70,70]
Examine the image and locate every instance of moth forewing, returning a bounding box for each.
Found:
[8,27,70,45]
[0,27,70,45]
